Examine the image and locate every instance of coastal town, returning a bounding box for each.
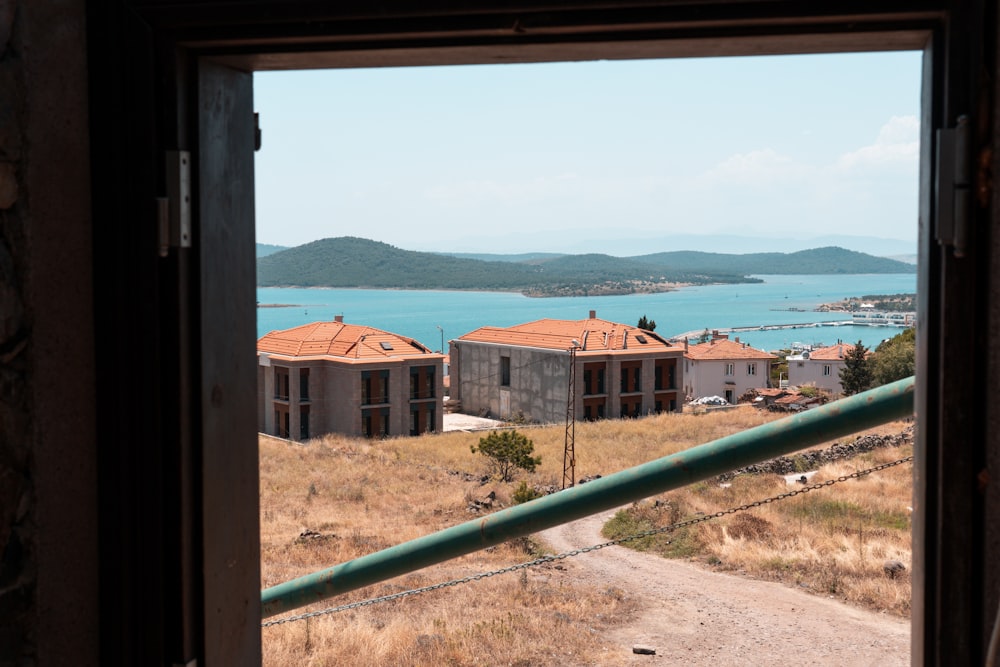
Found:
[258,296,915,441]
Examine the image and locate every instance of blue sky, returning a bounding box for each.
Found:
[254,51,921,256]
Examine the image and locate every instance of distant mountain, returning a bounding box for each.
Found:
[256,243,288,258]
[256,237,755,296]
[631,247,916,275]
[431,231,917,257]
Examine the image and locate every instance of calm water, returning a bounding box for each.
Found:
[257,274,916,353]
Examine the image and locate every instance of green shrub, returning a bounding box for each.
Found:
[512,480,543,504]
[470,430,541,482]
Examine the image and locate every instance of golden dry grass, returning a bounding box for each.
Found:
[601,429,913,616]
[260,433,644,666]
[260,408,913,665]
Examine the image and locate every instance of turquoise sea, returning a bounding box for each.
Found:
[257,274,917,354]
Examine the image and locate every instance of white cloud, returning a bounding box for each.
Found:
[837,115,919,169]
[699,148,803,187]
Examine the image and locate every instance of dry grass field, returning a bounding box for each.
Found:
[260,407,913,666]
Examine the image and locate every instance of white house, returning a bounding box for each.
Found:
[683,335,777,404]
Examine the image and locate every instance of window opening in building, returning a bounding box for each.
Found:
[299,368,309,402]
[252,50,921,658]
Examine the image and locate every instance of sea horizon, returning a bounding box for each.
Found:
[256,273,916,354]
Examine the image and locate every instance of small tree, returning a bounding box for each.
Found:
[637,315,657,331]
[470,430,541,482]
[839,340,873,396]
[697,328,711,343]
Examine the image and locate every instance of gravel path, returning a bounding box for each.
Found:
[538,509,911,666]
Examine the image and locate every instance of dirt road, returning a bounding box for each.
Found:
[538,509,910,666]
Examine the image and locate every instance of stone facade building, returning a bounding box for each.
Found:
[258,317,444,439]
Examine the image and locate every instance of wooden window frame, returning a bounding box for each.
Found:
[89,2,992,664]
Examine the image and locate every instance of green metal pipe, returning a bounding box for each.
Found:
[262,376,914,618]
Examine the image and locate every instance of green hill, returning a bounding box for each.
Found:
[256,237,753,295]
[631,247,916,274]
[256,238,910,295]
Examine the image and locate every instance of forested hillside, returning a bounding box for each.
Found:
[632,247,915,275]
[256,238,912,295]
[256,237,753,295]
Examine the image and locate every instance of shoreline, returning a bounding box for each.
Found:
[256,281,705,298]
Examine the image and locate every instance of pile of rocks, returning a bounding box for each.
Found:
[718,426,913,481]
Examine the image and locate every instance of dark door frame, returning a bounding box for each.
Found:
[89,2,992,664]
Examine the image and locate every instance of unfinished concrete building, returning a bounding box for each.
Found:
[451,311,684,423]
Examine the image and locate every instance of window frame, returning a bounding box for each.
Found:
[94,2,985,664]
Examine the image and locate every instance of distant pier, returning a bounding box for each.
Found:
[671,320,851,341]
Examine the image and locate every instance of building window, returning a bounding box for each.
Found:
[747,363,757,376]
[362,370,389,405]
[274,406,289,438]
[500,355,510,386]
[620,362,641,393]
[363,407,390,438]
[823,365,832,376]
[274,367,289,400]
[583,398,606,421]
[410,365,436,399]
[725,363,734,376]
[410,403,437,435]
[584,363,606,395]
[654,359,675,391]
[620,397,642,418]
[300,406,310,440]
[299,368,310,402]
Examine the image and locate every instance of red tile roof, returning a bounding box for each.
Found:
[685,338,777,361]
[258,321,439,361]
[457,317,678,354]
[807,342,862,361]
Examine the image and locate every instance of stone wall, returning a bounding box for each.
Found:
[0,1,97,664]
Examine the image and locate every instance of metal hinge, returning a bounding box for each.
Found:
[935,115,970,258]
[158,150,192,257]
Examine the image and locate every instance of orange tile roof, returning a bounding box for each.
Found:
[258,320,439,361]
[807,342,864,361]
[685,338,777,361]
[457,317,678,354]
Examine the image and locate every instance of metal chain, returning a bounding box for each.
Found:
[262,454,913,628]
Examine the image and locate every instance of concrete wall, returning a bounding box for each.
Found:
[453,342,571,423]
[454,342,683,423]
